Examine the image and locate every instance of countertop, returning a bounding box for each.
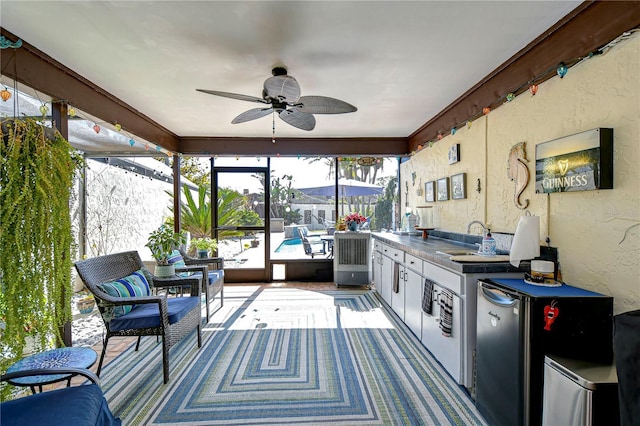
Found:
[371,232,528,275]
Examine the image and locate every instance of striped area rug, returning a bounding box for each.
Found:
[101,286,486,425]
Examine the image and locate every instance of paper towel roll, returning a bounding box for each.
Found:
[509,215,540,267]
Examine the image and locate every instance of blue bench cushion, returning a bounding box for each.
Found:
[109,296,199,332]
[0,383,120,426]
[97,269,151,317]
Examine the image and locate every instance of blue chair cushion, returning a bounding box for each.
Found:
[0,383,120,426]
[189,270,223,289]
[203,270,224,285]
[109,296,199,332]
[97,269,151,317]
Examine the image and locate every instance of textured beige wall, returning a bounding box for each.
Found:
[402,34,640,313]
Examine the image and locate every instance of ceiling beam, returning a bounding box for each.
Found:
[179,136,408,157]
[408,1,640,150]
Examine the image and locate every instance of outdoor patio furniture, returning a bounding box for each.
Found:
[302,237,327,258]
[1,367,121,425]
[6,347,97,393]
[177,248,224,321]
[299,226,328,258]
[75,251,202,384]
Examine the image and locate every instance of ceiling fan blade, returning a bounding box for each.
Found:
[232,107,273,124]
[279,109,315,131]
[296,96,357,114]
[196,89,268,104]
[264,75,301,103]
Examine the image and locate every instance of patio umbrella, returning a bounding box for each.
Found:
[296,178,383,197]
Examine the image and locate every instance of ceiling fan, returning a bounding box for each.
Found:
[196,67,357,131]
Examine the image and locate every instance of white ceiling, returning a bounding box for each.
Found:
[1,1,582,139]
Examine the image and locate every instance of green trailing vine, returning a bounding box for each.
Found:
[0,118,83,392]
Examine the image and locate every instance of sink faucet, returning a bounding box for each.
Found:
[467,220,487,235]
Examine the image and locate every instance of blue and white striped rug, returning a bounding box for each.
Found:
[101,286,486,425]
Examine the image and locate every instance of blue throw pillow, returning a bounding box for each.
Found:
[97,269,151,317]
[167,250,193,277]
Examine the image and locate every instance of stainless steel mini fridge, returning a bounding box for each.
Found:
[475,278,613,426]
[542,355,619,426]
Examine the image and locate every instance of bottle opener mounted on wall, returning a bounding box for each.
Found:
[507,141,530,209]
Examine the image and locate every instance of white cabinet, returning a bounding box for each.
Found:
[379,243,402,307]
[380,253,395,306]
[421,283,463,383]
[403,265,424,338]
[391,265,406,321]
[372,247,383,296]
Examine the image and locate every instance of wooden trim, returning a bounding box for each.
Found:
[179,136,408,156]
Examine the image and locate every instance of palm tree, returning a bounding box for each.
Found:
[168,185,250,239]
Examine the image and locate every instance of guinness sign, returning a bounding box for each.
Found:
[535,128,613,193]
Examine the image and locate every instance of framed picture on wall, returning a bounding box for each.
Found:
[436,177,449,201]
[451,173,467,200]
[425,181,435,202]
[448,144,460,164]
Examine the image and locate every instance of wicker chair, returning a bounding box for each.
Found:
[75,251,202,384]
[178,248,224,321]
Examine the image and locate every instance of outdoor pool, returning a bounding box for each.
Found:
[274,238,303,254]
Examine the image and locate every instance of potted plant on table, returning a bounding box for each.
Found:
[190,236,217,259]
[146,224,187,277]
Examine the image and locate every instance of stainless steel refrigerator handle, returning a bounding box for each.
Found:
[480,284,518,307]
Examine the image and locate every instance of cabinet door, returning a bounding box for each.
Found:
[421,285,462,382]
[404,268,423,338]
[391,265,406,321]
[372,251,383,296]
[380,255,394,306]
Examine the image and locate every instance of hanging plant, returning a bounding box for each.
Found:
[0,118,83,381]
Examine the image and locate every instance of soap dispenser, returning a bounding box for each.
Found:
[482,229,496,256]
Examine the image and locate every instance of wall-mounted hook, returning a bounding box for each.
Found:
[476,178,481,193]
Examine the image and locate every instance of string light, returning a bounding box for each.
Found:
[39,104,49,116]
[115,123,122,131]
[129,138,135,147]
[529,84,539,96]
[482,107,491,115]
[93,123,101,133]
[556,63,568,78]
[451,127,457,135]
[68,107,76,117]
[506,93,515,102]
[1,88,11,102]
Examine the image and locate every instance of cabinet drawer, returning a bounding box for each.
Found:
[373,240,382,252]
[381,244,403,262]
[423,261,462,294]
[404,253,423,274]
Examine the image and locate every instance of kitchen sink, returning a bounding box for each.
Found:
[435,249,479,256]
